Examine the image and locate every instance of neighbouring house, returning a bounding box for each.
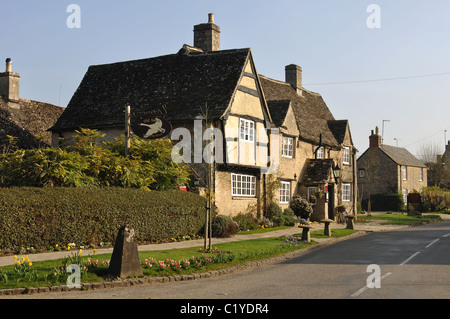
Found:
[432,141,450,188]
[0,58,64,149]
[357,127,428,205]
[50,13,357,220]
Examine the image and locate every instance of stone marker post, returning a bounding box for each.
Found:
[108,225,143,279]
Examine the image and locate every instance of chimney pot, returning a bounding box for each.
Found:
[208,13,215,24]
[5,58,12,73]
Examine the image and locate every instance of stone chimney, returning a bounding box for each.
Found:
[285,64,302,96]
[193,13,221,52]
[0,58,20,102]
[369,127,381,148]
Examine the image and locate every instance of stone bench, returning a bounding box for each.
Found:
[320,219,334,237]
[298,224,314,242]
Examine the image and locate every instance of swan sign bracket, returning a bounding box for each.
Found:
[131,117,172,140]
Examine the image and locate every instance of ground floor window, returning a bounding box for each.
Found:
[342,183,351,202]
[280,181,291,203]
[307,186,318,204]
[231,173,256,197]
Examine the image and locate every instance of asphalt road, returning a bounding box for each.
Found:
[4,220,450,301]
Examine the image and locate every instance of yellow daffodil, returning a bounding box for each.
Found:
[28,262,32,267]
[93,249,97,254]
[13,255,17,260]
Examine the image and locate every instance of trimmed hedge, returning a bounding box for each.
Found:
[362,193,404,211]
[0,187,208,250]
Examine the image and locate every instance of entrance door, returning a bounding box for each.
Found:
[327,184,335,220]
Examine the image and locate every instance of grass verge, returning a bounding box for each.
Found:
[0,236,315,290]
[362,213,442,226]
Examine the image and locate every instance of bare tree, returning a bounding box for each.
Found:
[417,142,446,187]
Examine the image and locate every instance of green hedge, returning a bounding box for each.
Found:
[362,193,404,211]
[0,187,208,250]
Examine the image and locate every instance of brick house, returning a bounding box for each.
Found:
[0,58,64,149]
[50,14,357,219]
[357,127,427,204]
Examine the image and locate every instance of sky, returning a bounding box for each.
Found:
[1,0,450,158]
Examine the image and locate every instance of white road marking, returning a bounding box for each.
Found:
[425,239,440,248]
[400,251,421,265]
[443,233,450,238]
[350,272,392,297]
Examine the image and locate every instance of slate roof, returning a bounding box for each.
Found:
[0,97,64,148]
[259,75,347,148]
[379,145,427,168]
[266,100,290,127]
[51,47,251,131]
[301,159,335,184]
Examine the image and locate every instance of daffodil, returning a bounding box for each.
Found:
[13,255,17,260]
[93,249,97,254]
[28,262,32,267]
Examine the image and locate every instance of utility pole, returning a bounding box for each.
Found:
[125,104,131,156]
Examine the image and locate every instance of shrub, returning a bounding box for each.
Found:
[267,202,282,220]
[211,215,239,238]
[0,187,207,250]
[233,212,259,231]
[289,195,313,220]
[271,207,297,227]
[421,187,449,212]
[0,129,190,190]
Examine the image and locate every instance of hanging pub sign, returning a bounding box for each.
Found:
[131,117,172,140]
[130,106,172,140]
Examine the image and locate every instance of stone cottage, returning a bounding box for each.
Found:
[261,71,357,220]
[357,127,427,204]
[0,58,64,149]
[50,14,357,220]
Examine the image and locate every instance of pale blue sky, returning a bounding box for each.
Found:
[2,1,450,157]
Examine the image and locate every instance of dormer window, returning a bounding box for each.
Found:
[239,118,255,143]
[316,147,324,159]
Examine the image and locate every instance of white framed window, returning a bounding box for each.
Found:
[316,147,324,159]
[359,169,365,178]
[402,166,407,181]
[343,146,350,165]
[307,186,318,204]
[342,183,351,202]
[231,173,256,197]
[282,136,294,158]
[419,168,423,182]
[280,181,291,203]
[239,119,255,143]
